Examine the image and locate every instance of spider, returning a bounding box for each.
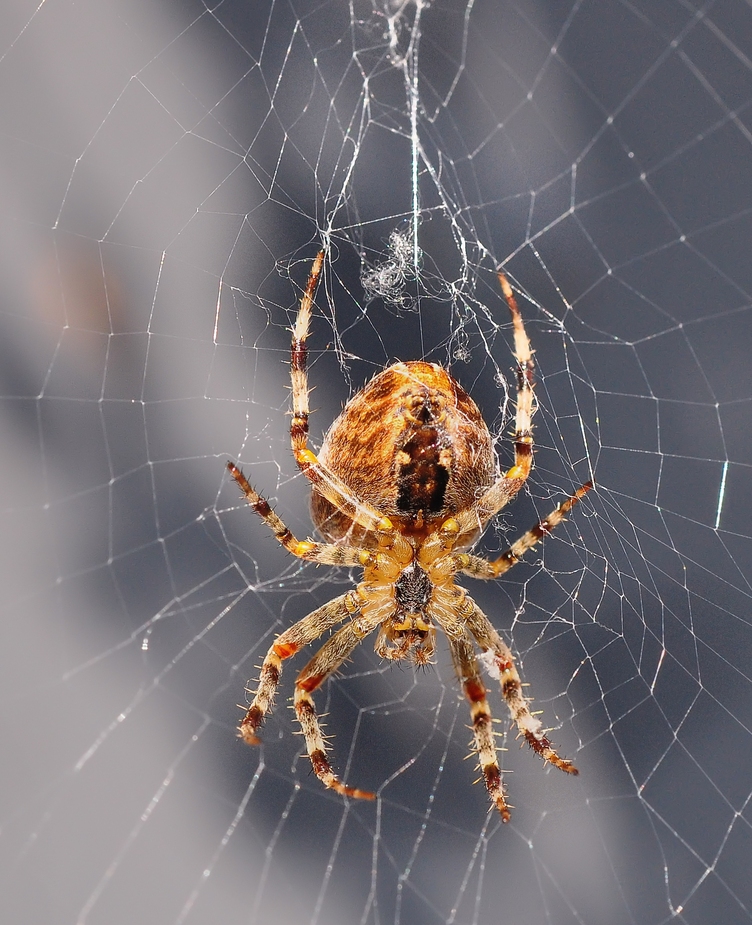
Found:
[228,250,592,821]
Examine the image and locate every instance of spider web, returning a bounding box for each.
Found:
[1,0,751,922]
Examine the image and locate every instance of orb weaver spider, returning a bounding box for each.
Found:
[229,251,591,820]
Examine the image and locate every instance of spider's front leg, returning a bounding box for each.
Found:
[498,271,536,484]
[238,593,357,745]
[293,607,387,800]
[465,600,578,775]
[448,632,511,822]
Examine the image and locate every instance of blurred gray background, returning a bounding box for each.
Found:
[1,1,751,923]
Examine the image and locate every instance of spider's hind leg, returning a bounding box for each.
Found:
[286,252,400,540]
[498,272,536,484]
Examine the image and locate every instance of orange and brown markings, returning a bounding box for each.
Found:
[395,425,451,516]
[461,665,511,822]
[481,764,509,821]
[524,731,579,774]
[289,415,308,445]
[311,361,495,541]
[463,676,487,705]
[296,672,324,693]
[273,640,299,659]
[238,706,264,744]
[308,749,376,800]
[295,689,376,800]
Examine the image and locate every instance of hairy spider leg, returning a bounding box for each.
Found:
[458,481,593,579]
[237,592,357,745]
[289,250,398,542]
[446,273,539,540]
[227,463,388,747]
[499,272,536,483]
[448,631,511,822]
[451,274,591,549]
[227,462,370,567]
[464,599,578,775]
[293,608,390,800]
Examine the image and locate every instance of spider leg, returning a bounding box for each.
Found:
[238,592,357,744]
[449,273,537,538]
[448,632,511,822]
[227,462,371,567]
[457,481,593,579]
[498,272,536,484]
[288,251,399,541]
[464,597,578,775]
[294,608,386,800]
[289,250,324,461]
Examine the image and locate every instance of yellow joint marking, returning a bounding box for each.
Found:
[377,516,394,533]
[295,540,318,556]
[505,465,528,479]
[358,550,373,567]
[440,517,460,535]
[298,449,317,467]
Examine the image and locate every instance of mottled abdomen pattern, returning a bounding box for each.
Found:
[311,361,496,542]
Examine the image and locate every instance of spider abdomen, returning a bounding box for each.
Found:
[312,361,496,541]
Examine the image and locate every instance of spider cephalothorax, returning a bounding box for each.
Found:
[229,250,591,821]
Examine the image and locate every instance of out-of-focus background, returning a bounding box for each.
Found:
[2,1,752,923]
